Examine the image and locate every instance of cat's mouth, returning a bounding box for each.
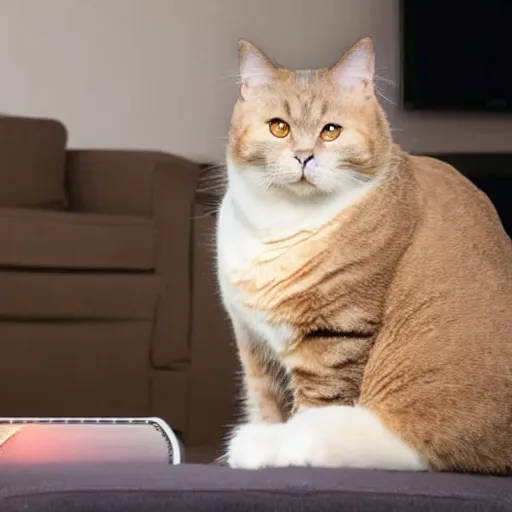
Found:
[297,174,314,186]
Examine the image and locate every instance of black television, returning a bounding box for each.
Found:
[400,0,512,112]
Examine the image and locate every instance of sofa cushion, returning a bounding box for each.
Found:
[0,208,156,270]
[0,464,510,511]
[0,271,161,320]
[0,115,68,209]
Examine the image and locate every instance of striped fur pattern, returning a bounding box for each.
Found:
[216,37,512,473]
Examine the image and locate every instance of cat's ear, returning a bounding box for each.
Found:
[238,39,276,98]
[331,37,375,94]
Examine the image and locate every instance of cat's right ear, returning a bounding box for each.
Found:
[238,39,275,99]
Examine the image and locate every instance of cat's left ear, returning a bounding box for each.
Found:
[331,37,375,95]
[238,39,276,99]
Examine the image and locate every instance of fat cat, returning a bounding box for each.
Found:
[215,37,512,473]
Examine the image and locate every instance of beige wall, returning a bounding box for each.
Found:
[1,0,511,162]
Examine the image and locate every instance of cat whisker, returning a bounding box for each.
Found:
[215,72,244,83]
[197,165,228,200]
[375,74,396,87]
[375,87,396,106]
[191,210,218,220]
[255,175,275,190]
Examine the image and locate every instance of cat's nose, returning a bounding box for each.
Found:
[294,152,314,167]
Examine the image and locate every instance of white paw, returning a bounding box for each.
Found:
[276,409,328,467]
[226,422,284,469]
[277,406,428,470]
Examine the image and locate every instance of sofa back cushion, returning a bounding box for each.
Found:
[0,115,68,209]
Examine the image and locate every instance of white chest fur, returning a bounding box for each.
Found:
[216,193,294,353]
[216,164,376,354]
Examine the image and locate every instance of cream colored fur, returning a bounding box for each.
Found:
[215,36,512,474]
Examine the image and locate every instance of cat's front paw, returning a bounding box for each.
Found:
[226,422,284,469]
[276,407,350,467]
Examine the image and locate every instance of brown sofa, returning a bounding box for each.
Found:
[0,114,237,461]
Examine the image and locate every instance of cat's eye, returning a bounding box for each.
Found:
[321,123,342,142]
[269,118,290,138]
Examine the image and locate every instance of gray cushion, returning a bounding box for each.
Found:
[0,208,156,270]
[0,463,511,511]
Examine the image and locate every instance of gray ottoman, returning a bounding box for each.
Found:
[1,463,511,511]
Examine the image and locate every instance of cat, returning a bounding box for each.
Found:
[215,36,512,473]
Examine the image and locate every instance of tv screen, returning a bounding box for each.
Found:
[400,0,512,111]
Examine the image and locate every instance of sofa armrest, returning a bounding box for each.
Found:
[186,201,238,451]
[180,165,238,451]
[66,150,202,366]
